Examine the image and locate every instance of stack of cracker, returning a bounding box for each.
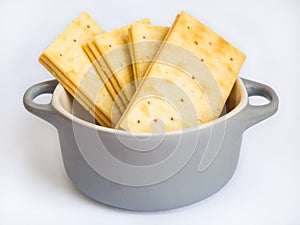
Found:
[39,12,121,127]
[83,18,151,109]
[117,11,246,132]
[39,11,245,132]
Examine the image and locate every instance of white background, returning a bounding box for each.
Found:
[1,0,300,224]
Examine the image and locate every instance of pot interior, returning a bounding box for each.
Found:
[53,79,243,127]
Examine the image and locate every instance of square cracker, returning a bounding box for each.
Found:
[39,12,121,126]
[117,11,246,132]
[128,24,169,86]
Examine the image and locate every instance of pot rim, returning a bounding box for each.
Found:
[51,78,248,137]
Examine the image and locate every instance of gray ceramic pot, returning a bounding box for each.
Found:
[23,77,278,211]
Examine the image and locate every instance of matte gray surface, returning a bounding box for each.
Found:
[23,78,278,211]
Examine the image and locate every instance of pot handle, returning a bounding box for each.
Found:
[239,78,279,130]
[23,79,59,126]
